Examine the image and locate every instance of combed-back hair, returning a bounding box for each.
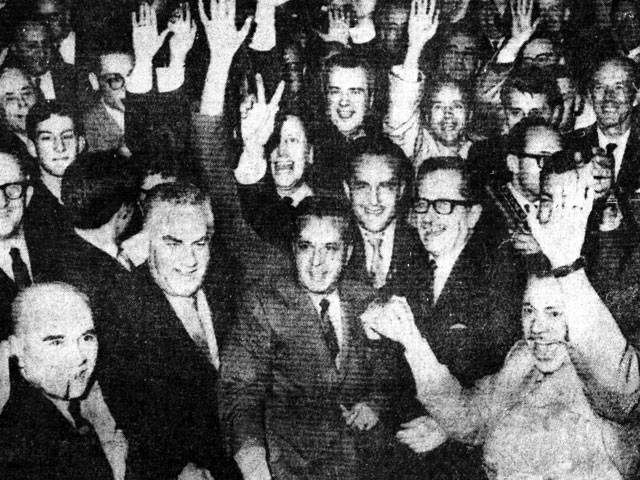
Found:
[322,51,376,101]
[344,135,412,187]
[293,195,355,246]
[142,182,214,232]
[588,55,640,92]
[415,156,484,204]
[62,151,140,229]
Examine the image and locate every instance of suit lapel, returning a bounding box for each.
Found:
[618,124,640,192]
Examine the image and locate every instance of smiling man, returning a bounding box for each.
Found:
[220,196,381,480]
[568,56,640,193]
[0,67,38,161]
[342,137,427,292]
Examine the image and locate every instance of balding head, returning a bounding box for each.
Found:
[11,283,97,400]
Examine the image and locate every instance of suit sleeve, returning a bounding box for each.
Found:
[219,288,274,455]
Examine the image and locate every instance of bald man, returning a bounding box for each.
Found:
[0,282,127,480]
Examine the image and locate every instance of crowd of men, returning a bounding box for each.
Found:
[2,0,640,478]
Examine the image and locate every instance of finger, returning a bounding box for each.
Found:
[228,0,236,23]
[238,16,253,42]
[132,11,137,27]
[269,81,286,108]
[158,28,170,45]
[256,74,266,104]
[198,0,208,22]
[149,3,157,28]
[509,0,515,18]
[185,3,191,24]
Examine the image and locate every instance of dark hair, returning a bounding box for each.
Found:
[438,22,493,67]
[501,66,563,111]
[415,156,484,204]
[26,100,82,141]
[86,46,134,76]
[293,195,354,245]
[61,151,140,229]
[344,135,412,187]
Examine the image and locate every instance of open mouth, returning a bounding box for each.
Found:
[337,109,354,120]
[531,340,562,360]
[274,161,295,173]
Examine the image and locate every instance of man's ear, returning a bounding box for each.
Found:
[633,89,640,109]
[24,184,34,208]
[551,105,563,128]
[8,334,23,363]
[26,139,37,159]
[506,153,519,175]
[345,243,354,264]
[307,146,314,165]
[88,72,99,91]
[77,135,86,154]
[343,180,351,199]
[468,204,483,229]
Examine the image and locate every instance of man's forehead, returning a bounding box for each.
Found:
[329,66,367,88]
[353,154,397,181]
[0,154,24,183]
[17,24,47,41]
[0,72,30,95]
[298,216,344,241]
[18,297,93,337]
[149,203,210,233]
[524,127,561,152]
[524,276,564,306]
[101,53,134,75]
[447,34,476,51]
[523,39,555,56]
[418,169,464,198]
[36,114,75,134]
[431,84,464,103]
[507,91,549,109]
[594,63,633,84]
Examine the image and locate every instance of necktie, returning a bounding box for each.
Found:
[367,237,385,289]
[69,398,99,437]
[9,248,31,289]
[606,143,618,157]
[319,298,340,366]
[428,258,437,306]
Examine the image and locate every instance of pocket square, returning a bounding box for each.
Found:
[449,323,468,330]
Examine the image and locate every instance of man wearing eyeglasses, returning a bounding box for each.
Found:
[391,157,523,480]
[0,152,35,340]
[84,50,134,155]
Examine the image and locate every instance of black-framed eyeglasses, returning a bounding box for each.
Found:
[100,73,126,91]
[0,182,29,201]
[413,198,474,215]
[510,151,557,168]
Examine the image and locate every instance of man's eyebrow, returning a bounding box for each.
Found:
[162,235,182,243]
[82,328,97,336]
[42,334,64,341]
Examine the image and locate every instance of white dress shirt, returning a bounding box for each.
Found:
[0,232,32,282]
[102,99,125,133]
[598,127,631,182]
[432,243,466,304]
[507,182,538,215]
[167,289,220,370]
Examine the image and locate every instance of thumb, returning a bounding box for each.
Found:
[158,28,171,45]
[238,16,253,43]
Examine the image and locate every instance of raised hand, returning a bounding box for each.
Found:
[316,6,350,45]
[361,296,422,347]
[408,0,439,52]
[240,74,285,147]
[341,402,380,431]
[527,166,594,269]
[257,0,291,7]
[198,0,252,62]
[509,0,538,44]
[397,415,448,453]
[132,1,170,63]
[168,3,197,63]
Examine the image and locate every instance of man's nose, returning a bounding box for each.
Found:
[311,247,326,267]
[71,341,89,366]
[53,136,67,153]
[338,93,350,106]
[180,247,198,268]
[367,186,381,206]
[530,314,550,335]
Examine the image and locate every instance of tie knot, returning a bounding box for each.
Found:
[429,258,437,270]
[606,143,618,156]
[320,298,330,316]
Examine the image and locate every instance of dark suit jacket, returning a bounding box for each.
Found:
[49,61,79,109]
[343,220,430,297]
[83,101,124,152]
[220,275,379,480]
[0,375,113,480]
[101,266,240,480]
[567,122,640,194]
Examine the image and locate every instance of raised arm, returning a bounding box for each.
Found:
[384,0,439,159]
[527,167,640,422]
